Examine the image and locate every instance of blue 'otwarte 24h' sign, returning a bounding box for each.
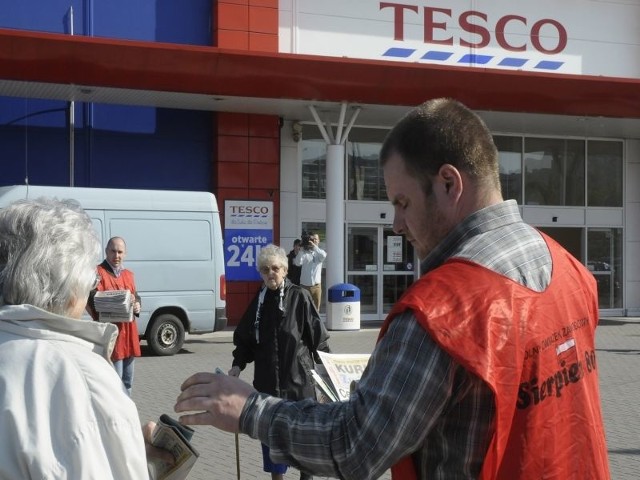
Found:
[224,200,273,281]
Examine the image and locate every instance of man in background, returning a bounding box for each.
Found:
[294,232,326,311]
[287,239,302,285]
[88,236,141,396]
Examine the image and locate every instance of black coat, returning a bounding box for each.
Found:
[232,279,330,400]
[287,250,302,285]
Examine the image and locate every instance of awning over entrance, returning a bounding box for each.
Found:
[0,28,639,123]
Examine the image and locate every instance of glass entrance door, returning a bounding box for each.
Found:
[346,225,416,322]
[536,226,623,313]
[587,228,623,310]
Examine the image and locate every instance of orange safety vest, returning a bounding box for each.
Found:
[379,234,610,479]
[96,264,141,362]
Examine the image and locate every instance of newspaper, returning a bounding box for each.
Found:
[94,289,134,323]
[313,351,371,402]
[148,415,199,480]
[310,364,339,403]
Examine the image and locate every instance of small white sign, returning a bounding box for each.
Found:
[387,236,403,262]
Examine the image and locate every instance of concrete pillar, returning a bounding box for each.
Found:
[325,143,345,288]
[309,103,360,289]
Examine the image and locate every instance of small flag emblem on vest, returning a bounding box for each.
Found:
[556,338,577,367]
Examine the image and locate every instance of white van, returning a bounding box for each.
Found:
[0,185,227,355]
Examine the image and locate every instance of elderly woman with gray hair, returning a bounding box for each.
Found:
[229,243,330,480]
[0,197,151,479]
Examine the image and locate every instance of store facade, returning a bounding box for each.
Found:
[0,0,639,323]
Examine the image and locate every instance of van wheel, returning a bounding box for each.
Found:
[147,314,185,356]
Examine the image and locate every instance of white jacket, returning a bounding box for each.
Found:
[0,304,149,479]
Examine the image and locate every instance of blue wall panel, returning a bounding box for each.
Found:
[0,0,211,44]
[0,1,214,191]
[0,99,212,191]
[88,106,212,190]
[93,0,212,44]
[0,0,82,34]
[0,127,72,186]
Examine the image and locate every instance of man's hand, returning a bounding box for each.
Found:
[174,372,256,433]
[133,301,141,315]
[228,365,241,377]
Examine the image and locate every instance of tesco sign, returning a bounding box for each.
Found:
[380,3,567,55]
[229,205,270,215]
[224,200,273,281]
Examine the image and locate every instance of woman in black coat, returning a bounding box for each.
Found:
[229,244,330,480]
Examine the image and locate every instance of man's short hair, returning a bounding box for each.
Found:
[380,98,501,193]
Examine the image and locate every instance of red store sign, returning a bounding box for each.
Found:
[380,2,568,54]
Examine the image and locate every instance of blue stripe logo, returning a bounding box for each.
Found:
[382,48,564,71]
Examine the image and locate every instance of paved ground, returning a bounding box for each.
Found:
[132,318,640,479]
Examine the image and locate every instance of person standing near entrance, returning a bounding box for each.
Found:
[287,239,302,285]
[88,236,141,396]
[294,232,326,311]
[175,98,609,479]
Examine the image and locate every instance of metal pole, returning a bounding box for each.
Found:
[235,433,241,479]
[68,6,75,186]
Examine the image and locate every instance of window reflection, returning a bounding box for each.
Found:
[383,275,414,311]
[587,141,623,207]
[348,142,386,200]
[494,135,522,204]
[347,275,377,314]
[587,228,623,309]
[301,139,326,199]
[348,227,377,270]
[524,138,584,206]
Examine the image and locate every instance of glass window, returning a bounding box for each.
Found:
[494,135,522,204]
[347,274,377,314]
[347,142,386,200]
[348,226,377,271]
[383,275,414,312]
[587,140,623,207]
[346,128,388,201]
[301,139,326,199]
[538,227,584,263]
[587,228,623,309]
[301,125,389,201]
[524,138,585,206]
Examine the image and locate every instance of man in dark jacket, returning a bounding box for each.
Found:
[287,239,302,285]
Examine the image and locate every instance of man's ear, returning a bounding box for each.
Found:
[436,164,463,200]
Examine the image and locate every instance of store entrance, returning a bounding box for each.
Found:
[346,225,416,322]
[537,226,623,313]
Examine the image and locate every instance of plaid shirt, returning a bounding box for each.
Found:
[241,200,552,479]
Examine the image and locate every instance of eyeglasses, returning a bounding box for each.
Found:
[259,265,282,275]
[91,273,101,290]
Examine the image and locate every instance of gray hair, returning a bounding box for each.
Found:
[0,197,101,316]
[256,244,288,272]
